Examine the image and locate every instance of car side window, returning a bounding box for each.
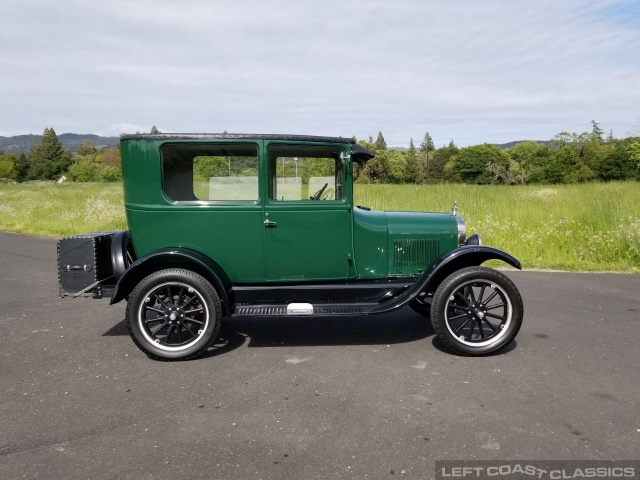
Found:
[268,145,344,201]
[162,143,259,201]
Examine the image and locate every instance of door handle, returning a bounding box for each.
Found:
[264,220,277,228]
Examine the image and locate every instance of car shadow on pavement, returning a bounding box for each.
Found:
[102,320,128,336]
[103,308,434,347]
[218,310,434,348]
[430,336,518,356]
[102,311,516,357]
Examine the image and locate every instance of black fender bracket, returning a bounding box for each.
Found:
[366,245,521,314]
[109,248,232,315]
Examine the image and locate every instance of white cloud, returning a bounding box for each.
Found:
[1,0,639,145]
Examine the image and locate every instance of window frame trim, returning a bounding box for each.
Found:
[266,142,348,205]
[159,140,263,206]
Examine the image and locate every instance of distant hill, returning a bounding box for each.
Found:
[0,133,119,155]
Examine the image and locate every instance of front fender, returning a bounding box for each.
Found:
[109,248,232,315]
[366,245,521,314]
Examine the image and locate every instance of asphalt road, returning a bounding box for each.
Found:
[0,231,639,480]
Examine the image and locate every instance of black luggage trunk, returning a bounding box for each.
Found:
[57,232,116,298]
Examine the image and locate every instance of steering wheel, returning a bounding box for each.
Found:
[310,183,328,200]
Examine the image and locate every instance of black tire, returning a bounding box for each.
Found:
[431,266,523,356]
[126,269,222,361]
[409,293,432,317]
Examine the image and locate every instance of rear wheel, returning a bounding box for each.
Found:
[126,269,221,360]
[431,266,523,355]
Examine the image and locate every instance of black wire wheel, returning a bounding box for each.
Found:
[431,266,523,355]
[126,269,222,361]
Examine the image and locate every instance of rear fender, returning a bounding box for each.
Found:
[109,248,232,315]
[110,230,131,281]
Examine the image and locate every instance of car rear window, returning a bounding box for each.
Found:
[162,143,259,201]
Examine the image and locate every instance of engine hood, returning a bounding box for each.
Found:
[385,211,458,236]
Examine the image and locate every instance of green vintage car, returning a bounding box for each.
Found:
[57,133,523,360]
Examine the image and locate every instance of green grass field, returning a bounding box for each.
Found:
[1,182,639,271]
[0,183,127,237]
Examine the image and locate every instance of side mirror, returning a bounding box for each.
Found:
[339,151,351,161]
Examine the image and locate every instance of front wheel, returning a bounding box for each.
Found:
[126,269,222,361]
[431,266,523,356]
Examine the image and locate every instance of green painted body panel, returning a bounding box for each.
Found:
[120,136,461,285]
[352,208,388,279]
[126,207,265,283]
[386,212,458,277]
[264,206,351,281]
[351,209,458,279]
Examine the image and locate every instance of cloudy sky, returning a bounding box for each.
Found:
[1,0,639,146]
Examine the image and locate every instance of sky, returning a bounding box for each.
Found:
[0,0,639,147]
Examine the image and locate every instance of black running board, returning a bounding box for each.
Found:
[231,302,375,317]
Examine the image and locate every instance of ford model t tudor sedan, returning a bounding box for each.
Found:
[57,133,524,360]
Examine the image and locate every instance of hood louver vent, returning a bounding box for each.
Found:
[393,238,440,268]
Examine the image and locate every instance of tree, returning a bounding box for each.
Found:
[14,154,29,182]
[27,127,72,180]
[591,120,604,142]
[68,156,99,182]
[385,150,407,184]
[361,156,389,183]
[97,146,121,169]
[374,132,387,150]
[597,138,640,180]
[429,141,459,183]
[606,130,615,143]
[544,144,583,183]
[629,140,640,170]
[419,132,434,153]
[454,144,508,184]
[405,138,419,183]
[76,141,97,156]
[487,160,530,185]
[0,154,17,180]
[419,132,435,183]
[194,156,229,179]
[505,141,550,183]
[150,125,161,134]
[100,166,122,182]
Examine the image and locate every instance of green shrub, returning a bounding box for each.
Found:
[100,166,122,182]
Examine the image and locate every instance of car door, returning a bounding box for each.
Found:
[263,142,352,282]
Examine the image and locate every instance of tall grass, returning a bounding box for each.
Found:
[1,182,639,271]
[0,183,127,237]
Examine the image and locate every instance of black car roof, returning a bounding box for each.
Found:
[120,133,356,144]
